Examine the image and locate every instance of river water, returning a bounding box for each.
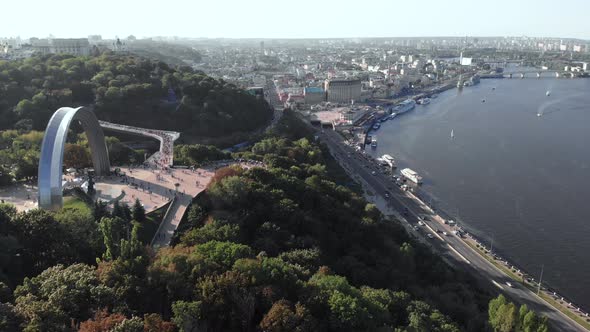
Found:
[369,77,590,309]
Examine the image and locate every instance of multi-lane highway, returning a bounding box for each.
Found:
[317,128,586,332]
[264,77,284,128]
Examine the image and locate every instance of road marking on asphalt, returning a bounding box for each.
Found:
[423,223,445,241]
[492,280,504,289]
[447,244,471,264]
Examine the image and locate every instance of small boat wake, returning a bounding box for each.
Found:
[535,92,584,118]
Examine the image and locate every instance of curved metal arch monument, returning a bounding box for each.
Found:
[38,106,110,210]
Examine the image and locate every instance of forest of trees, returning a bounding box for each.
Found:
[174,144,231,166]
[0,53,272,136]
[126,40,203,67]
[0,109,550,331]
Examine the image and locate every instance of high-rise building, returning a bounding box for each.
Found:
[324,79,362,104]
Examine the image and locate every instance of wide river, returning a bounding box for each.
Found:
[369,77,590,309]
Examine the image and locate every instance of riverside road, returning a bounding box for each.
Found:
[317,128,585,332]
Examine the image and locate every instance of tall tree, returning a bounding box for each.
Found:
[13,264,115,331]
[11,209,77,276]
[259,300,318,332]
[131,199,146,223]
[172,301,204,332]
[99,216,127,260]
[93,200,110,222]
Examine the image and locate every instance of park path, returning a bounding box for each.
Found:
[151,192,194,247]
[150,160,264,248]
[150,167,214,248]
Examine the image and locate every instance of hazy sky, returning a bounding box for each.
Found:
[4,0,589,40]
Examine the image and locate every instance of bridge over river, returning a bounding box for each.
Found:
[481,70,585,79]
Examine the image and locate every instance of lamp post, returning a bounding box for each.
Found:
[537,264,544,295]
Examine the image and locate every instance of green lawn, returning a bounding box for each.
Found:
[138,202,170,245]
[62,196,91,215]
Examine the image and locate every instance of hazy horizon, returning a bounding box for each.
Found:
[2,0,589,40]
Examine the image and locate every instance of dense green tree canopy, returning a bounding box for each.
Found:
[0,53,272,136]
[488,295,549,332]
[14,264,115,331]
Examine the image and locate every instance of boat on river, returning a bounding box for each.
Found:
[401,168,422,184]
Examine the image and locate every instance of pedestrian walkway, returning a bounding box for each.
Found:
[99,121,180,168]
[151,193,194,247]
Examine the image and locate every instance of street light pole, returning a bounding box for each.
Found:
[537,264,544,295]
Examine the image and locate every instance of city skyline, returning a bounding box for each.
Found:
[2,0,589,40]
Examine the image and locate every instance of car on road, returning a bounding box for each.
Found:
[442,231,449,236]
[453,230,466,237]
[417,221,425,226]
[413,225,419,231]
[426,234,434,239]
[371,171,376,175]
[506,281,514,288]
[384,193,390,198]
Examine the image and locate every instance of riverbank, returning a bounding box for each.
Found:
[351,77,590,329]
[407,186,590,330]
[314,125,587,330]
[355,104,590,328]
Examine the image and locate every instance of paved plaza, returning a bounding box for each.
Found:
[0,182,38,212]
[0,166,214,214]
[95,165,214,214]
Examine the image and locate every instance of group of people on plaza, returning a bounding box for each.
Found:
[144,128,175,167]
[105,121,176,169]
